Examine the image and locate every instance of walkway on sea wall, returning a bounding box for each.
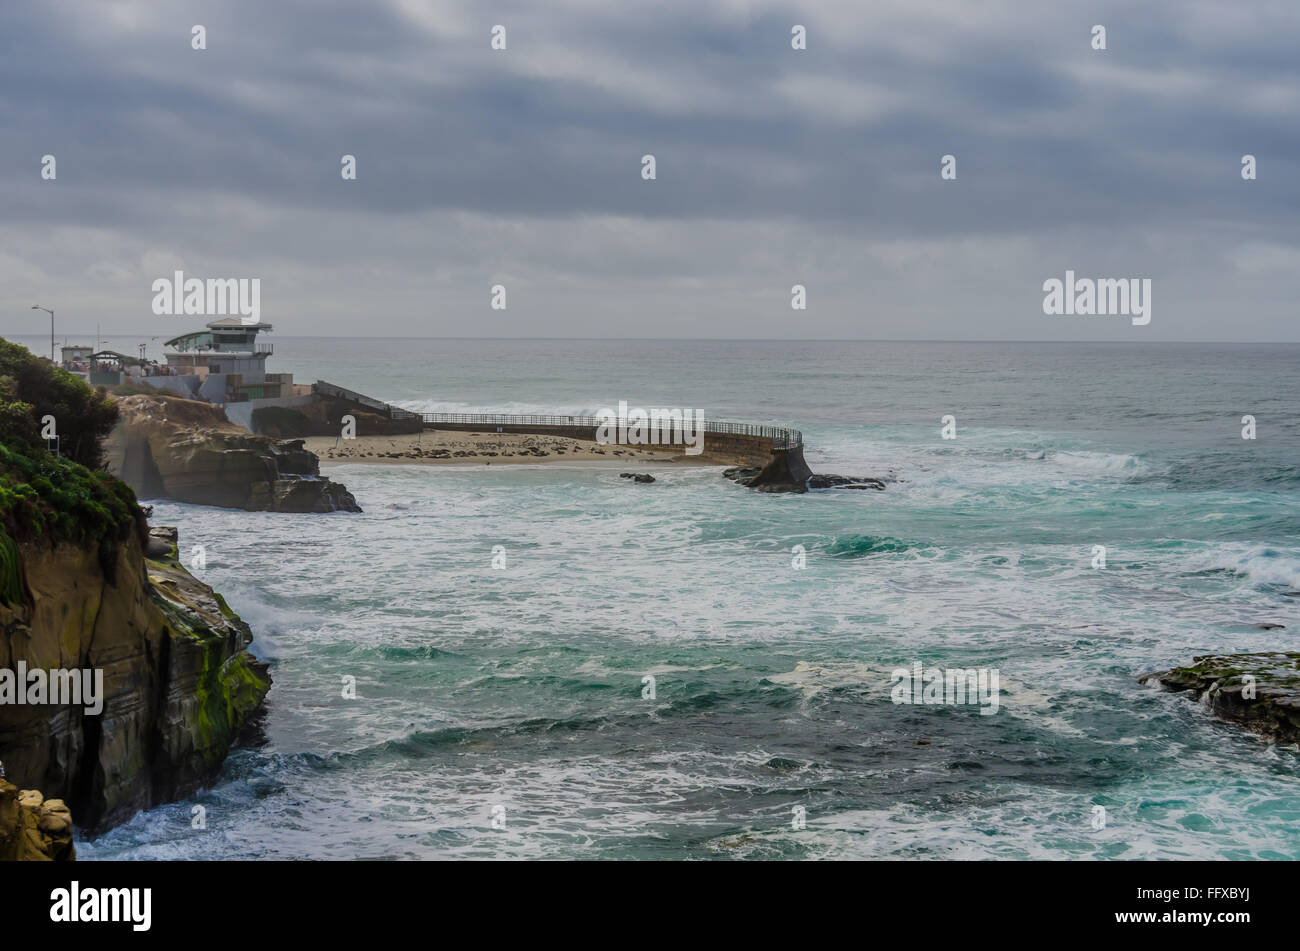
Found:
[312,380,803,466]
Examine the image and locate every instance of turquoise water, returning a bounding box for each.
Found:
[77,340,1300,859]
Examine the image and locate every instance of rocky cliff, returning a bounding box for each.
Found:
[104,393,360,512]
[0,525,271,835]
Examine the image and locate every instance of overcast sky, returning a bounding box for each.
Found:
[2,0,1297,340]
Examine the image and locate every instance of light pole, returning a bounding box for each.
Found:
[31,305,54,363]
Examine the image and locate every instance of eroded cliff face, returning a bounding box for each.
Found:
[104,393,361,512]
[0,526,271,834]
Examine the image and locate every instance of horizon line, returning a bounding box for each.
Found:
[8,334,1300,346]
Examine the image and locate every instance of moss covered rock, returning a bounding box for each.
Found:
[1140,652,1300,746]
[0,529,271,833]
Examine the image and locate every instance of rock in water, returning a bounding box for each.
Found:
[808,474,886,490]
[723,452,887,494]
[1139,652,1300,746]
[743,447,814,493]
[103,394,361,512]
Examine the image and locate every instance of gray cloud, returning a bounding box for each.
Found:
[1,0,1297,340]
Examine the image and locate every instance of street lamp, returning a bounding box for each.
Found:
[30,305,54,363]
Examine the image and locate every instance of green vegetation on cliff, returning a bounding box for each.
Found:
[0,337,119,468]
[145,551,272,775]
[0,338,141,556]
[0,338,271,837]
[0,529,21,606]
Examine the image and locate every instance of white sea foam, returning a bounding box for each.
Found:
[89,379,1300,862]
[1187,543,1300,589]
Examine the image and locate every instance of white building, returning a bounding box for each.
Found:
[157,319,301,403]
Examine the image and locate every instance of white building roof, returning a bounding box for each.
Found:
[205,318,273,330]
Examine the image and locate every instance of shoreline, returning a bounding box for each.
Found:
[303,431,702,467]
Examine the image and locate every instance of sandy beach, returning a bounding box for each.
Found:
[304,431,685,467]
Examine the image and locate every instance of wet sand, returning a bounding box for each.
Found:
[304,431,682,467]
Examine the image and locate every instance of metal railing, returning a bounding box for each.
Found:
[168,341,273,356]
[313,380,803,449]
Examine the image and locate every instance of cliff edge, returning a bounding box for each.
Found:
[104,393,361,512]
[0,525,271,834]
[0,336,272,848]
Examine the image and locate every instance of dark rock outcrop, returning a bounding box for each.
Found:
[0,527,272,834]
[1140,652,1300,746]
[745,446,814,493]
[104,394,361,512]
[724,446,886,494]
[619,472,656,483]
[808,474,886,490]
[722,466,762,483]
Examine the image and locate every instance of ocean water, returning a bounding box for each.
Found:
[68,339,1300,860]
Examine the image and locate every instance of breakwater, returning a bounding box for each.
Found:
[312,380,805,469]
